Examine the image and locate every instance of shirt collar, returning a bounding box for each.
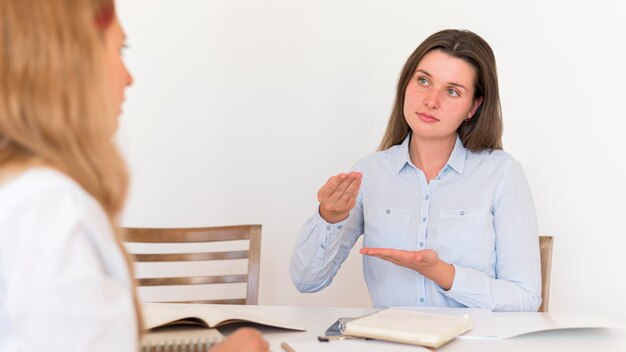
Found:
[393,134,413,173]
[447,135,467,174]
[394,133,467,175]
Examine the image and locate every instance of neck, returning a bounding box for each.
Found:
[0,158,45,186]
[409,135,457,182]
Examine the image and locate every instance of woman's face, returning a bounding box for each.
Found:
[403,49,482,143]
[104,16,133,117]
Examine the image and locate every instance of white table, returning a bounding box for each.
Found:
[215,305,626,352]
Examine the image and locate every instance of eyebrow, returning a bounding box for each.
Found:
[415,69,468,91]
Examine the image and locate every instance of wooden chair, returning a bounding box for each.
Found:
[538,235,554,312]
[123,225,261,305]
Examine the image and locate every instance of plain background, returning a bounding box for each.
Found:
[116,0,626,322]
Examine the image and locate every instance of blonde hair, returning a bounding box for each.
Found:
[379,29,503,152]
[0,0,142,332]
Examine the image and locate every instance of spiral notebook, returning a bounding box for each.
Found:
[142,324,223,352]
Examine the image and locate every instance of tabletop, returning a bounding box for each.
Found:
[214,305,626,352]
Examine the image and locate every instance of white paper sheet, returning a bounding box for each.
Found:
[392,307,626,339]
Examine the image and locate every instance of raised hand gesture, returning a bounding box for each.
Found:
[317,172,362,224]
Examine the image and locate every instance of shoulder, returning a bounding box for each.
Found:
[467,148,525,173]
[0,167,109,238]
[1,167,98,209]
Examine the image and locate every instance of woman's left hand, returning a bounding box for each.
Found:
[360,248,455,290]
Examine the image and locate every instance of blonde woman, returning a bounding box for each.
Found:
[0,0,267,351]
[291,29,541,312]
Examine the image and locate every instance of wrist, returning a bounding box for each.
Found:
[319,207,349,224]
[422,260,454,290]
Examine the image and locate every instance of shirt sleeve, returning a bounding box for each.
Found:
[290,194,365,293]
[2,187,138,351]
[439,159,542,312]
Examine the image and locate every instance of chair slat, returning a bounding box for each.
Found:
[137,274,248,286]
[124,225,256,243]
[164,298,247,305]
[134,250,249,262]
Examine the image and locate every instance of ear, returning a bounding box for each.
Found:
[468,96,484,118]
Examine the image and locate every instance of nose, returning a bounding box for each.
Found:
[124,63,133,87]
[423,90,439,109]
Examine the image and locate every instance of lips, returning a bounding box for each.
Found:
[416,112,439,123]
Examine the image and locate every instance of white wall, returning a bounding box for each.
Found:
[116,0,626,322]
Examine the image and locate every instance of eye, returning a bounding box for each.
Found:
[446,88,460,97]
[120,43,128,56]
[417,77,429,86]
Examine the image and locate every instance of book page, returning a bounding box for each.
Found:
[142,303,305,331]
[143,303,210,330]
[460,311,626,339]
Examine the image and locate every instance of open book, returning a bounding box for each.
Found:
[141,303,306,350]
[342,308,472,348]
[142,303,306,331]
[142,302,306,331]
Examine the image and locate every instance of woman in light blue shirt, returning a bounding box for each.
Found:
[290,29,541,312]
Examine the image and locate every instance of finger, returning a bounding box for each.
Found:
[361,248,420,265]
[317,173,347,201]
[322,176,358,209]
[328,173,361,205]
[337,176,362,206]
[360,247,401,258]
[328,173,358,199]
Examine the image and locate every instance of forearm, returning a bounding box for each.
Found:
[441,265,541,311]
[290,211,351,292]
[420,259,455,291]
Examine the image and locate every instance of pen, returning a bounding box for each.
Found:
[280,342,296,352]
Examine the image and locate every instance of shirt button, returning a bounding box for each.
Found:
[320,243,326,249]
[421,217,427,222]
[419,241,424,247]
[459,210,465,216]
[419,297,425,303]
[385,209,391,214]
[337,225,343,230]
[326,225,331,230]
[425,195,430,200]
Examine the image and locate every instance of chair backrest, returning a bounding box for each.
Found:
[538,235,553,312]
[123,224,261,305]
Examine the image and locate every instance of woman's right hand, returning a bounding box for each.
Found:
[318,172,362,224]
[211,328,269,352]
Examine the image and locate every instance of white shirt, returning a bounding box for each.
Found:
[0,168,138,351]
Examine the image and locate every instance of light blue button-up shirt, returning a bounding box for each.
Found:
[290,133,541,312]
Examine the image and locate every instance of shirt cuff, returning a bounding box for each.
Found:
[313,205,348,231]
[443,263,466,295]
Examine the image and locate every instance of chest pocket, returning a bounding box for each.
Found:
[364,207,410,249]
[436,207,487,263]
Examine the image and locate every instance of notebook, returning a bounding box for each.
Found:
[141,325,223,352]
[341,308,472,348]
[141,302,305,351]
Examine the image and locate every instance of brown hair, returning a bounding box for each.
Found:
[378,29,503,152]
[0,0,142,332]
